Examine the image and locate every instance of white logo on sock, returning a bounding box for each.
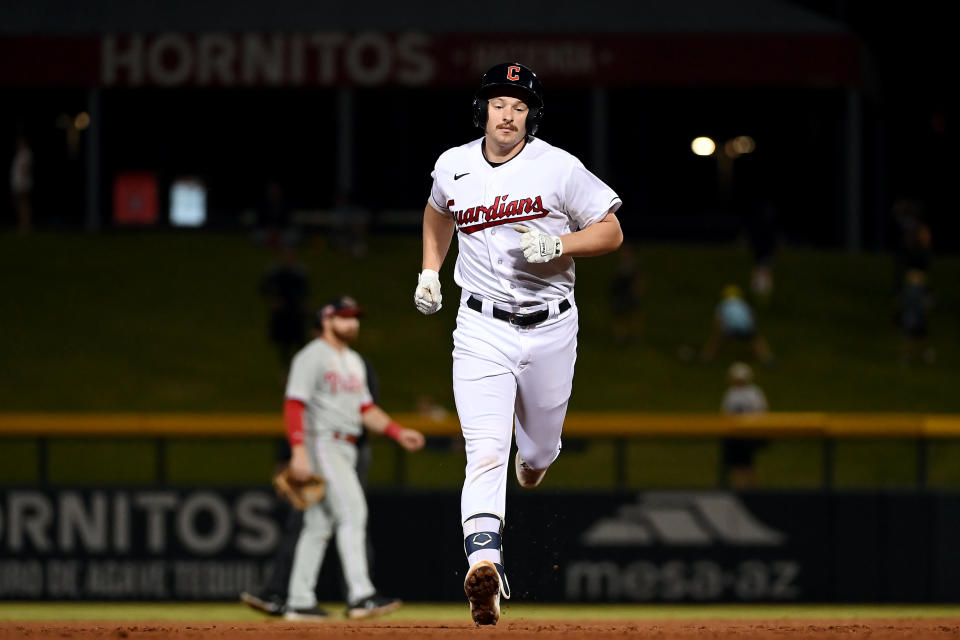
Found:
[472,533,494,547]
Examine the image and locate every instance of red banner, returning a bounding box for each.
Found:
[113,171,158,226]
[0,32,860,88]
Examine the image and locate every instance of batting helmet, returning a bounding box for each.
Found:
[472,62,544,136]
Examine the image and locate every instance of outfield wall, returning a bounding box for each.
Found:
[4,412,960,438]
[3,412,960,490]
[1,488,959,603]
[2,413,959,602]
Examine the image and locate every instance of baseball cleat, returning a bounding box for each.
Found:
[283,605,330,621]
[239,591,285,616]
[464,560,501,626]
[515,451,547,488]
[347,593,402,619]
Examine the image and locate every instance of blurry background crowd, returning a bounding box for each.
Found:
[1,0,957,489]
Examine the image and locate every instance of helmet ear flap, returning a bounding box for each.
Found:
[526,104,542,137]
[472,97,488,129]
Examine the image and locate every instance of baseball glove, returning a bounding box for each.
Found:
[272,465,326,510]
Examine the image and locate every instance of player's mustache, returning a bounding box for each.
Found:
[497,124,517,131]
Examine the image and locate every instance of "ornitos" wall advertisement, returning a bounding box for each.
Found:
[1,489,957,602]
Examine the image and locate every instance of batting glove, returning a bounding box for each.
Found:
[514,224,563,264]
[414,269,442,314]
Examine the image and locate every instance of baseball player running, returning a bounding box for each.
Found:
[283,296,426,620]
[414,62,623,625]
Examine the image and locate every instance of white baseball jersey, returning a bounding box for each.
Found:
[430,137,621,307]
[285,339,373,438]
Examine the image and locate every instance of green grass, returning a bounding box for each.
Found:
[0,602,959,622]
[1,232,958,413]
[2,232,959,488]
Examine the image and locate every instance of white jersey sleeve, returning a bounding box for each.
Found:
[563,159,623,230]
[285,349,317,403]
[429,151,456,216]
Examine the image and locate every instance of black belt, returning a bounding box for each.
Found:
[467,295,571,327]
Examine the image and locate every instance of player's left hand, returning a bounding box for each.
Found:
[398,428,426,452]
[272,464,326,511]
[289,444,312,482]
[514,224,563,263]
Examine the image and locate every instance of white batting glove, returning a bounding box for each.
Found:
[414,269,442,314]
[514,224,563,264]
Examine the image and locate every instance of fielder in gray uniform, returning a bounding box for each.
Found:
[239,354,381,617]
[283,295,426,620]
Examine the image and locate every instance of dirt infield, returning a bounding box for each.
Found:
[3,619,960,639]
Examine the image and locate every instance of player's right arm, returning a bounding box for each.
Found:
[284,349,318,481]
[285,400,312,481]
[421,202,455,271]
[415,202,456,315]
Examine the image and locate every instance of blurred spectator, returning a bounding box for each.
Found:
[327,192,370,258]
[254,179,300,248]
[897,268,935,365]
[746,202,778,308]
[722,361,769,414]
[416,394,450,421]
[609,242,646,344]
[721,362,769,488]
[891,197,932,287]
[701,284,774,366]
[260,247,310,378]
[10,134,33,234]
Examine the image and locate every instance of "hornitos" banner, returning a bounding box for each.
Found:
[2,489,958,602]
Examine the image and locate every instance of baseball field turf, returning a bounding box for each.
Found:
[1,602,958,638]
[3,601,960,621]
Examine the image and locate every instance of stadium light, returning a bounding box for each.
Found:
[691,137,716,156]
[732,135,756,154]
[74,112,91,131]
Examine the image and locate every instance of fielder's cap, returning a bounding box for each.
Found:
[318,295,365,321]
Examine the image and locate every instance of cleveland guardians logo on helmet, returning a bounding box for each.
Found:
[472,62,545,136]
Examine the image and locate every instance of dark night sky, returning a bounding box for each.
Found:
[0,1,955,249]
[795,1,955,234]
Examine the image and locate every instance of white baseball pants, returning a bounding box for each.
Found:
[453,292,579,523]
